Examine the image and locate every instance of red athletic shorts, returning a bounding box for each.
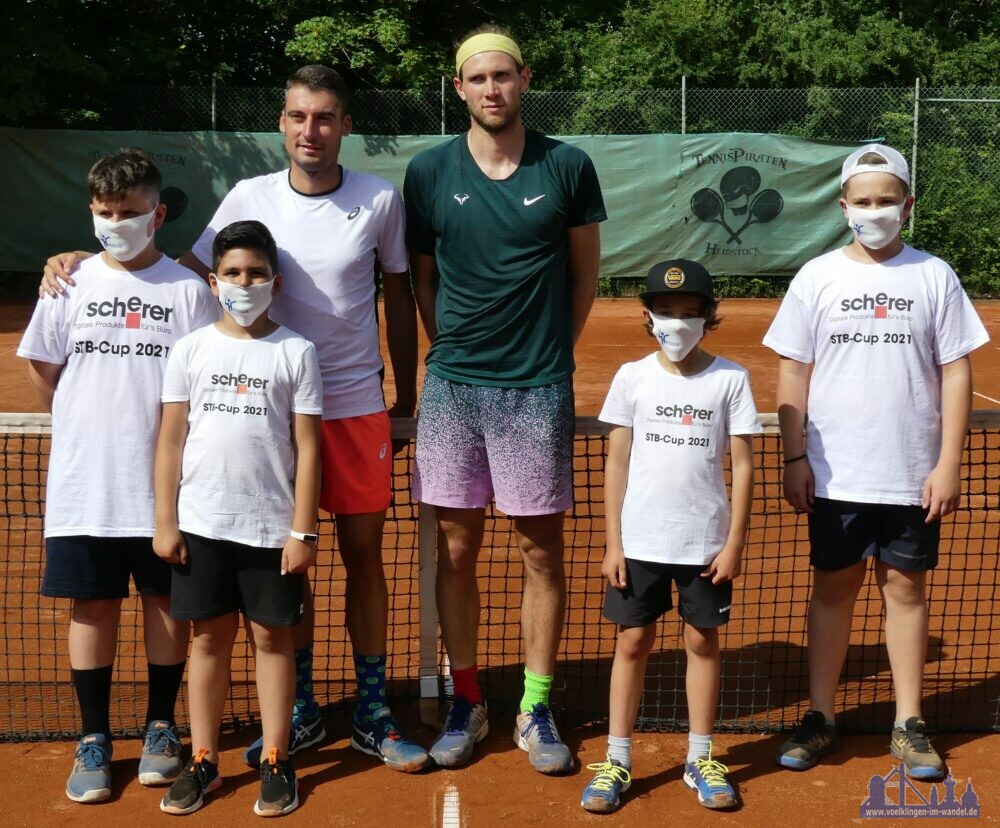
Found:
[319,411,392,515]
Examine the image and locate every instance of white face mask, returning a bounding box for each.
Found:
[216,279,275,327]
[93,208,158,262]
[845,203,905,250]
[649,313,705,362]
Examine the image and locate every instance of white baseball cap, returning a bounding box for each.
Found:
[840,143,910,187]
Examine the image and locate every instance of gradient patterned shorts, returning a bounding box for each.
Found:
[413,373,574,516]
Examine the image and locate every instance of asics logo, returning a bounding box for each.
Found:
[523,194,546,206]
[347,206,361,220]
[379,442,387,460]
[454,193,470,206]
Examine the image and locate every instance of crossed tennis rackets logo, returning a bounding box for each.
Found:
[691,166,783,245]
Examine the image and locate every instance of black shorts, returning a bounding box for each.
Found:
[170,533,304,627]
[808,497,940,572]
[603,558,732,629]
[42,536,171,599]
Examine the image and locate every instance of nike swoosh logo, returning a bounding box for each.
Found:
[523,195,546,206]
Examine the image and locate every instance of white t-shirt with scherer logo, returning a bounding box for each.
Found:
[763,245,989,505]
[191,169,408,420]
[162,324,323,548]
[16,254,218,537]
[599,354,761,565]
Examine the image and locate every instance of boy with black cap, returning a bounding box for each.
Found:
[580,260,760,813]
[765,143,988,777]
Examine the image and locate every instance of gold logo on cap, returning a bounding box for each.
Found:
[664,267,686,289]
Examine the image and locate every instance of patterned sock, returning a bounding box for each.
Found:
[72,665,114,740]
[607,735,632,768]
[451,665,483,705]
[293,646,318,717]
[519,668,553,713]
[687,732,713,763]
[145,661,186,727]
[354,653,387,723]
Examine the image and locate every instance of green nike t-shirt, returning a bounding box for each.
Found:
[404,130,607,387]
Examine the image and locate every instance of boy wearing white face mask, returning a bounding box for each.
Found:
[581,260,760,813]
[153,220,322,817]
[765,144,988,777]
[17,149,217,803]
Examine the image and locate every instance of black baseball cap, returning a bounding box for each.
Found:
[640,259,715,303]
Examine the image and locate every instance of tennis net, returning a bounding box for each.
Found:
[0,412,997,741]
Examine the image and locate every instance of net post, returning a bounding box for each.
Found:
[418,500,441,726]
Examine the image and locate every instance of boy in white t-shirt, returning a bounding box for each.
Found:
[17,150,217,804]
[580,260,760,813]
[153,221,322,817]
[764,144,989,778]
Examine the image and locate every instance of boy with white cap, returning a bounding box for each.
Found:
[764,144,988,777]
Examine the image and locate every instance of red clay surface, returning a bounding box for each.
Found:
[2,297,999,826]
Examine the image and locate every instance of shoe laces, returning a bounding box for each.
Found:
[372,708,403,742]
[525,703,558,744]
[261,748,293,784]
[144,725,179,754]
[75,740,108,770]
[691,753,731,790]
[444,697,474,734]
[901,724,931,753]
[584,760,631,793]
[182,748,213,782]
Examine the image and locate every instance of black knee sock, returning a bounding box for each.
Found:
[146,661,186,728]
[72,665,113,739]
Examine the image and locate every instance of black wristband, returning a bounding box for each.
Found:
[784,453,808,465]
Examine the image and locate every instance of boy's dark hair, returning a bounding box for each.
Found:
[87,149,161,200]
[639,294,722,336]
[455,23,524,78]
[211,220,279,273]
[285,64,351,115]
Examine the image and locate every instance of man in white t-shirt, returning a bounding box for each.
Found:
[42,66,426,773]
[764,144,989,778]
[19,150,218,803]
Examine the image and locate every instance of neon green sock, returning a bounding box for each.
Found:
[519,669,554,713]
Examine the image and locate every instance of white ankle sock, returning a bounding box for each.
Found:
[687,732,712,763]
[607,735,632,768]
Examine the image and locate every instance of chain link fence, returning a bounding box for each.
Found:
[84,83,1000,294]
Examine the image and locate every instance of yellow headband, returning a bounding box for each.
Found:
[455,33,523,75]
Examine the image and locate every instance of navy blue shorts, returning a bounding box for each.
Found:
[603,558,732,629]
[42,536,171,599]
[808,497,940,572]
[170,533,303,627]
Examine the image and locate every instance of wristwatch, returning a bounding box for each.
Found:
[290,530,319,543]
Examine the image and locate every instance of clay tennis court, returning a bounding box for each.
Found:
[1,297,999,826]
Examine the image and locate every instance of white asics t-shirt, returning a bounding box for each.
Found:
[162,324,323,548]
[17,255,218,537]
[763,246,989,505]
[599,354,762,565]
[191,169,408,420]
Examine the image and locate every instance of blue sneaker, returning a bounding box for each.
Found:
[351,707,430,773]
[66,733,113,803]
[514,703,574,774]
[683,749,737,809]
[580,758,631,813]
[138,720,183,786]
[429,697,489,768]
[243,705,326,768]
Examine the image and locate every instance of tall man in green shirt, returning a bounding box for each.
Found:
[404,24,606,772]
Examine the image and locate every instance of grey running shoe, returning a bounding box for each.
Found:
[513,703,574,774]
[776,710,836,770]
[66,733,113,803]
[138,720,183,785]
[429,697,488,768]
[891,717,944,780]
